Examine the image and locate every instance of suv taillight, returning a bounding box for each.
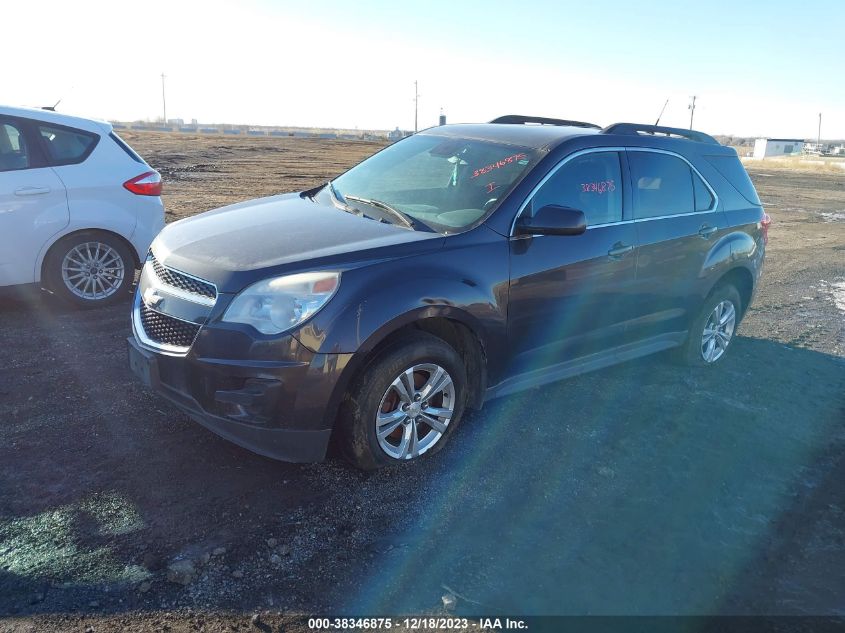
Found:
[761,212,772,245]
[124,171,162,196]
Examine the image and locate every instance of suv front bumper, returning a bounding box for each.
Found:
[127,335,351,462]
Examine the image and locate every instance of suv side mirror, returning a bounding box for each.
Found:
[515,205,587,236]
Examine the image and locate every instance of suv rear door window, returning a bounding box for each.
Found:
[628,151,696,218]
[532,151,623,226]
[39,124,98,166]
[0,122,30,172]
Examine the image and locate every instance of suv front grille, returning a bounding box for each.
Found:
[150,253,216,300]
[139,304,201,348]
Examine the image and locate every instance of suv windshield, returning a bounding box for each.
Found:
[330,133,540,232]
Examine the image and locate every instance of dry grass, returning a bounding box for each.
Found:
[741,155,845,174]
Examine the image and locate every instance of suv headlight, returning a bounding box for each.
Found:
[222,272,340,335]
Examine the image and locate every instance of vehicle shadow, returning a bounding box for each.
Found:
[336,337,845,616]
[1,294,843,617]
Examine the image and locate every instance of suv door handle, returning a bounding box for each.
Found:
[14,186,51,196]
[698,224,718,238]
[607,243,634,258]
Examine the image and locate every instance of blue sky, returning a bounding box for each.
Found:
[7,0,845,137]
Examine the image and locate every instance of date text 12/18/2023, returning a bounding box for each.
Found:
[307,617,529,630]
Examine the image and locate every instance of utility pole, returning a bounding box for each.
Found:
[688,95,696,130]
[818,112,822,148]
[161,73,167,126]
[414,80,419,133]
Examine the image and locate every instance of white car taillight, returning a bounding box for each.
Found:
[124,171,162,196]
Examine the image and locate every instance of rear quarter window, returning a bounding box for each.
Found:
[109,132,147,164]
[704,155,761,206]
[39,124,98,166]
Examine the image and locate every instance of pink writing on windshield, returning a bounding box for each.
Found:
[471,153,528,178]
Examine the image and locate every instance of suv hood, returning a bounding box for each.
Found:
[151,193,444,293]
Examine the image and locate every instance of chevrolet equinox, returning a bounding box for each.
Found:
[128,116,769,469]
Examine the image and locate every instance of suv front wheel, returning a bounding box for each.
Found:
[677,283,742,367]
[338,332,468,470]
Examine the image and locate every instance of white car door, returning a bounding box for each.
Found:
[0,118,69,287]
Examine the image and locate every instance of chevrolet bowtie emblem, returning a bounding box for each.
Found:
[143,287,164,308]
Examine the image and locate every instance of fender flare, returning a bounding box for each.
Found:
[311,303,493,429]
[295,270,502,356]
[297,275,503,428]
[700,230,760,314]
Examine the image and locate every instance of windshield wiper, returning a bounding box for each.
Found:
[344,195,420,230]
[328,181,347,206]
[321,182,370,219]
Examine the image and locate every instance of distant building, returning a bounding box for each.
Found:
[388,127,410,141]
[753,138,803,159]
[803,142,827,155]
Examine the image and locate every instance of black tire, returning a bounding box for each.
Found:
[674,283,742,367]
[44,231,136,308]
[338,331,468,470]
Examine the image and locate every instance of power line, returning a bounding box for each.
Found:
[161,73,167,126]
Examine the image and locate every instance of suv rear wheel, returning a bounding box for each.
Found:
[44,231,135,307]
[676,283,741,367]
[338,332,467,470]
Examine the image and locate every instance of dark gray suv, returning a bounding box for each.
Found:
[128,116,769,469]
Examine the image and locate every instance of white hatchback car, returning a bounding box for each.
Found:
[0,105,164,306]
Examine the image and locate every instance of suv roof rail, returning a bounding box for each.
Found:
[490,115,601,129]
[602,123,719,145]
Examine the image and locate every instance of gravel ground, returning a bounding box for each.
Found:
[1,134,843,631]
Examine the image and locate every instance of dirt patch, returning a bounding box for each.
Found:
[117,131,386,223]
[1,133,843,630]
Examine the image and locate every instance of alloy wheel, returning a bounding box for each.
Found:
[61,241,126,301]
[701,299,736,363]
[375,363,455,460]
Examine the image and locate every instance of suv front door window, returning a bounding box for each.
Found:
[531,150,623,226]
